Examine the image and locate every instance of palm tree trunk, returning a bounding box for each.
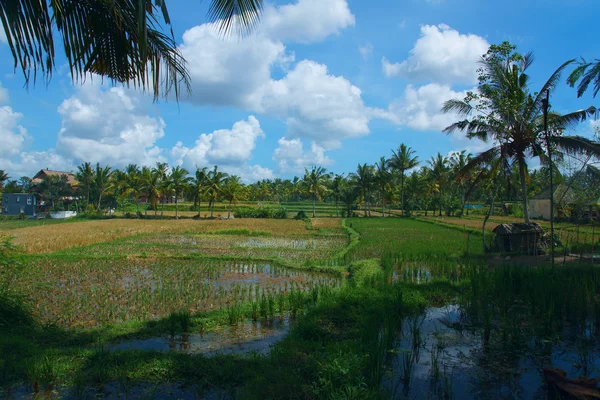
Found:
[400,171,405,217]
[335,198,338,218]
[87,187,90,206]
[210,197,215,218]
[228,200,232,219]
[439,187,443,217]
[197,199,201,218]
[161,197,165,218]
[364,191,367,217]
[517,155,531,223]
[136,197,140,217]
[312,194,316,218]
[97,192,102,212]
[175,192,179,219]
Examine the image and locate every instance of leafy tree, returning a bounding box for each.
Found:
[302,166,329,218]
[75,162,95,206]
[1,0,263,100]
[168,166,191,219]
[389,144,419,216]
[39,174,72,211]
[442,42,599,223]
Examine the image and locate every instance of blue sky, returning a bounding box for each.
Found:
[0,0,598,182]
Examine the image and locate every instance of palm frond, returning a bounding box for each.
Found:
[527,59,575,118]
[207,0,263,36]
[441,99,473,115]
[554,135,600,158]
[568,59,600,98]
[553,107,599,129]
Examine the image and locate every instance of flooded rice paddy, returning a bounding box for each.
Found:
[109,316,291,356]
[58,233,347,263]
[17,259,340,328]
[383,304,600,399]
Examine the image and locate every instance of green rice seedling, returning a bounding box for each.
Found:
[400,350,414,386]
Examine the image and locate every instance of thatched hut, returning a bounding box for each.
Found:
[493,223,544,254]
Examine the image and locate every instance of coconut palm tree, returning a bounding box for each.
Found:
[449,151,472,215]
[190,167,208,218]
[330,174,345,217]
[141,166,161,217]
[206,166,227,218]
[119,164,143,216]
[0,170,9,191]
[389,144,419,216]
[302,166,329,218]
[351,163,374,217]
[374,157,392,217]
[153,162,169,218]
[427,154,449,217]
[75,162,94,206]
[340,185,359,217]
[168,166,190,219]
[94,163,113,212]
[1,0,263,100]
[222,175,244,219]
[442,42,599,223]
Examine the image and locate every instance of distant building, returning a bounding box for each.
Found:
[1,193,40,218]
[31,169,78,188]
[529,184,576,220]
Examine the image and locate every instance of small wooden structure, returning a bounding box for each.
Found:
[493,223,544,254]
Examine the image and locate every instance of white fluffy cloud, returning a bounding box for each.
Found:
[0,106,29,157]
[382,24,489,84]
[170,116,273,183]
[253,60,372,149]
[0,81,73,177]
[56,83,167,167]
[273,137,332,173]
[178,0,368,148]
[383,83,471,131]
[0,28,6,44]
[261,0,355,43]
[171,116,265,167]
[179,24,288,107]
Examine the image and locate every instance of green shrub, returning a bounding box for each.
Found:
[294,210,308,220]
[233,206,288,219]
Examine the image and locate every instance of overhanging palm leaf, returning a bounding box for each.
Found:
[0,0,263,100]
[568,59,600,98]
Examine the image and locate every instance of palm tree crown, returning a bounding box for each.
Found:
[442,42,599,222]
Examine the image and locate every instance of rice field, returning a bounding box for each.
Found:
[3,215,600,399]
[17,258,340,328]
[2,218,313,253]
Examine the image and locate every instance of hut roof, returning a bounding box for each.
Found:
[493,222,544,235]
[31,169,78,186]
[531,184,576,204]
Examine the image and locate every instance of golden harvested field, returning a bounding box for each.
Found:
[311,218,342,229]
[2,218,310,254]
